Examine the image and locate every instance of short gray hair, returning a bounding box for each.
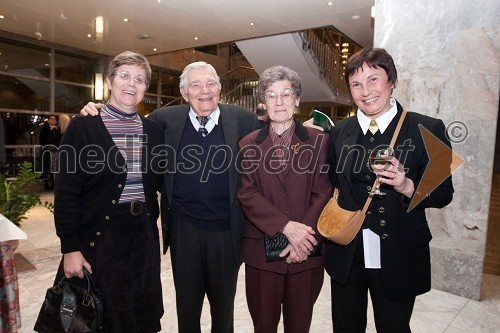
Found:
[257,65,302,103]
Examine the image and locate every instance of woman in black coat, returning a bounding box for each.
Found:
[54,51,166,333]
[324,48,454,332]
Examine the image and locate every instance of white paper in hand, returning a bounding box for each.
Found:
[362,228,381,268]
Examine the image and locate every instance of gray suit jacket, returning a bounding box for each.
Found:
[150,103,259,263]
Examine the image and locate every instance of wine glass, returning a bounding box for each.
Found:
[368,147,394,196]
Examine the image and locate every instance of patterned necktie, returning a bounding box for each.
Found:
[197,116,209,137]
[368,119,379,134]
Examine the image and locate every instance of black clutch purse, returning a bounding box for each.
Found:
[264,234,322,262]
[34,268,104,333]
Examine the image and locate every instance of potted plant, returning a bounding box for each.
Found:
[0,161,54,228]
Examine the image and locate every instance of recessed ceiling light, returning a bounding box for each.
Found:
[352,15,360,20]
[153,48,157,52]
[194,36,199,40]
[123,18,129,22]
[250,22,254,26]
[327,2,333,6]
[0,15,4,19]
[87,34,92,38]
[59,14,67,20]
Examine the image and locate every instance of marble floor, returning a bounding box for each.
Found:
[13,192,500,332]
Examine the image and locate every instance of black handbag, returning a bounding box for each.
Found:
[264,234,322,262]
[34,268,104,333]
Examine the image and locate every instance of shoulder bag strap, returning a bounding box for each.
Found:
[360,110,408,214]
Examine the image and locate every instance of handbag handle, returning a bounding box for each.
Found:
[360,110,408,214]
[55,268,96,305]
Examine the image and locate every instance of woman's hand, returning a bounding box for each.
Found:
[281,221,317,257]
[80,102,103,116]
[63,251,92,278]
[376,154,415,198]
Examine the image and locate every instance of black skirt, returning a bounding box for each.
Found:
[57,208,163,333]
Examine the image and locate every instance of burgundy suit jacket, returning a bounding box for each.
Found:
[237,121,332,274]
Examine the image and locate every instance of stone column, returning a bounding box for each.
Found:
[374,0,500,300]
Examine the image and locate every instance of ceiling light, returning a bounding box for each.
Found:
[194,36,199,40]
[123,18,129,22]
[352,15,360,20]
[59,14,67,20]
[95,16,104,34]
[250,22,254,26]
[136,33,151,39]
[327,2,333,6]
[87,34,92,38]
[0,15,4,19]
[153,48,157,52]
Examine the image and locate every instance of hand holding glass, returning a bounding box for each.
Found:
[369,147,394,196]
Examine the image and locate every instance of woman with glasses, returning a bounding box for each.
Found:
[237,65,332,332]
[52,51,165,332]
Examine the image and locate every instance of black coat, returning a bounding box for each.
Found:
[324,101,454,300]
[150,103,259,262]
[54,114,164,259]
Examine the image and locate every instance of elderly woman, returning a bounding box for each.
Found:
[53,51,165,332]
[237,65,332,332]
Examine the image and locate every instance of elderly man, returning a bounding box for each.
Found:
[81,61,259,332]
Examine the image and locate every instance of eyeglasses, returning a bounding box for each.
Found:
[112,71,146,85]
[264,89,295,104]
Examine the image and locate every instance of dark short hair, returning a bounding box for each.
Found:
[344,48,398,87]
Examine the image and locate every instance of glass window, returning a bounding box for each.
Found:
[0,75,50,110]
[53,84,94,114]
[147,71,159,94]
[54,51,98,84]
[0,39,51,78]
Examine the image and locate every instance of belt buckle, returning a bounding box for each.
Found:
[130,201,143,216]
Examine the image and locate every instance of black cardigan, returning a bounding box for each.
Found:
[54,114,165,258]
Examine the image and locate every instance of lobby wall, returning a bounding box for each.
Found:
[374,0,500,300]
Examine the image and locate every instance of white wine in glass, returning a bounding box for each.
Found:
[369,147,394,196]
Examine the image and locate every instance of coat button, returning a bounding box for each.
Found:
[379,207,385,213]
[379,220,386,227]
[96,231,101,236]
[105,216,110,220]
[90,242,95,247]
[112,199,116,204]
[365,174,371,180]
[366,186,372,191]
[369,137,375,143]
[381,233,388,240]
[118,184,123,188]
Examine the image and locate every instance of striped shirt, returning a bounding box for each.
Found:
[101,103,146,203]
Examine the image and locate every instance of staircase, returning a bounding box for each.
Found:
[236,26,359,105]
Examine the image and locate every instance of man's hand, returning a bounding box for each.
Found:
[80,102,103,116]
[303,118,324,131]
